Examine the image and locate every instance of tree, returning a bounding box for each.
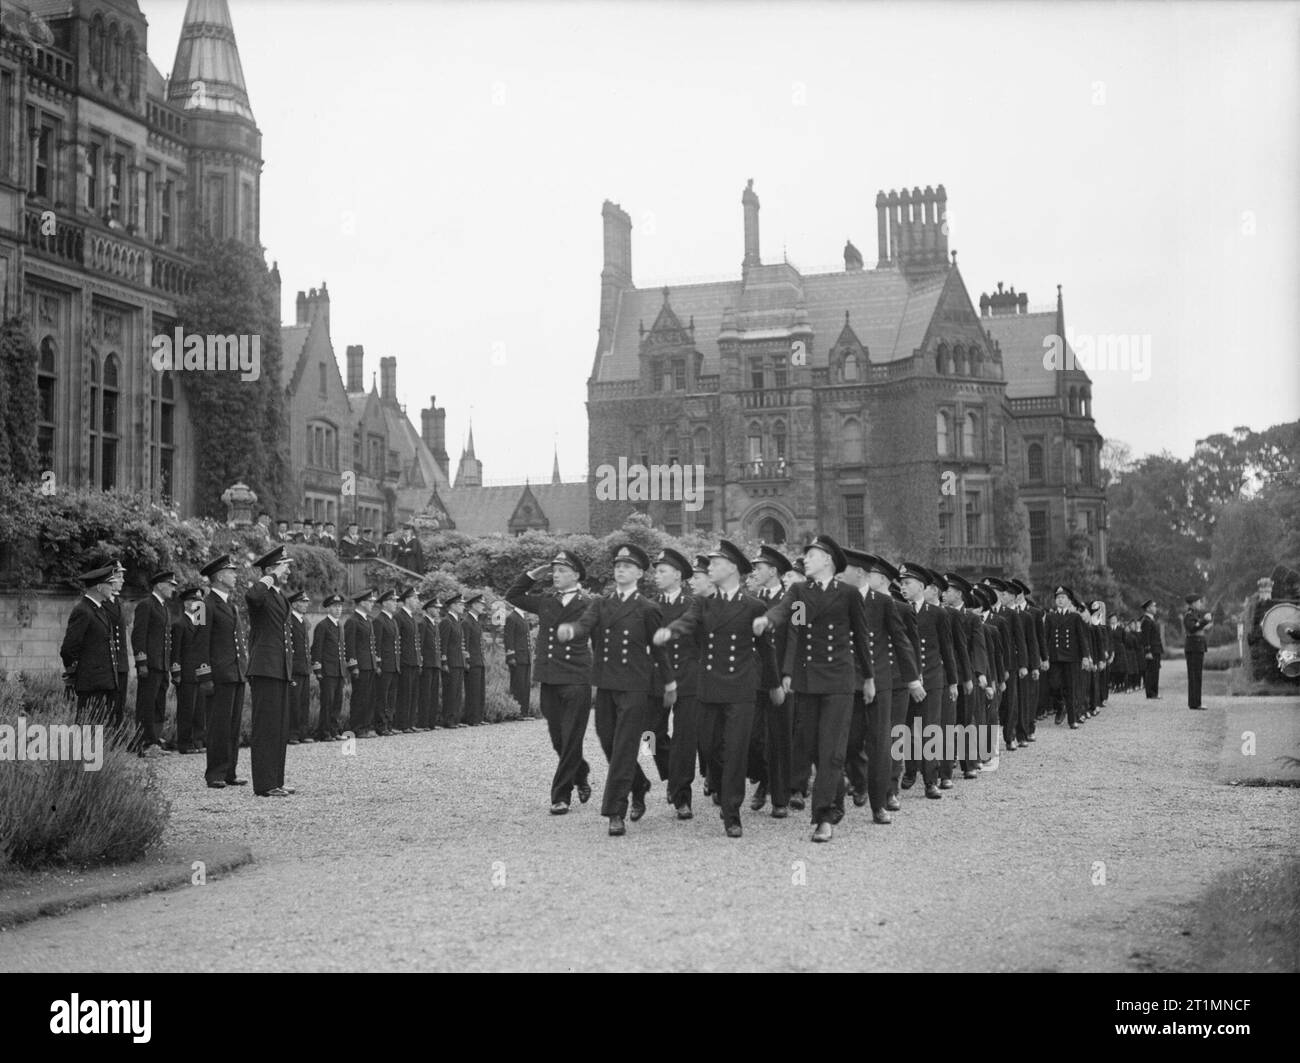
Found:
[1046,532,1121,607]
[1100,438,1133,490]
[176,236,287,518]
[1207,497,1286,604]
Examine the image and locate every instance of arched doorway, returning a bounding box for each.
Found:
[756,517,787,544]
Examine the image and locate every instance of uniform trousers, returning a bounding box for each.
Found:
[205,681,245,785]
[841,689,892,814]
[984,685,1002,760]
[396,665,420,729]
[747,699,767,785]
[75,690,116,726]
[290,673,311,739]
[249,676,291,794]
[1022,675,1038,737]
[798,692,854,825]
[134,671,168,751]
[509,663,531,714]
[1186,653,1203,709]
[176,680,206,751]
[317,676,344,739]
[940,684,960,780]
[374,671,397,731]
[464,666,485,725]
[540,683,592,806]
[347,670,374,733]
[666,694,699,808]
[594,688,651,820]
[907,674,945,787]
[418,668,441,728]
[441,667,465,726]
[889,683,912,796]
[110,680,128,729]
[791,696,813,798]
[760,694,793,808]
[1000,671,1018,747]
[1049,660,1080,725]
[697,699,755,828]
[955,685,984,772]
[1144,658,1161,697]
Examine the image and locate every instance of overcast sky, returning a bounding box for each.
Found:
[143,0,1299,482]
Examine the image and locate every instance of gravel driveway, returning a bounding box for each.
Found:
[2,679,1295,972]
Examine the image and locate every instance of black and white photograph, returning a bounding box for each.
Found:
[0,0,1296,1021]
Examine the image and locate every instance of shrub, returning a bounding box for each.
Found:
[1203,621,1238,648]
[0,676,169,870]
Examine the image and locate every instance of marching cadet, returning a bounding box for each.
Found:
[1183,594,1211,711]
[689,555,721,799]
[984,578,1028,750]
[746,545,792,815]
[557,543,675,837]
[841,551,921,824]
[131,570,178,756]
[171,586,211,754]
[971,585,1006,771]
[1016,581,1049,727]
[397,585,424,732]
[755,535,874,842]
[462,595,487,726]
[651,548,700,818]
[507,552,595,813]
[887,573,923,799]
[896,563,956,800]
[439,594,467,727]
[1086,601,1108,716]
[246,546,296,797]
[288,590,313,744]
[689,555,715,600]
[1045,586,1092,729]
[928,573,969,788]
[374,589,401,735]
[1008,580,1044,743]
[419,596,443,730]
[503,600,532,717]
[59,565,123,724]
[1103,611,1119,703]
[312,593,348,741]
[1140,598,1163,699]
[198,554,249,789]
[944,573,991,779]
[344,589,378,738]
[656,540,779,837]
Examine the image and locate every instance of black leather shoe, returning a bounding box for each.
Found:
[206,780,226,789]
[1024,734,1036,742]
[550,802,569,815]
[675,801,693,820]
[886,793,901,812]
[1055,711,1065,725]
[829,807,844,825]
[962,769,979,780]
[227,779,248,786]
[712,792,721,806]
[1069,722,1079,729]
[750,783,767,811]
[924,783,941,799]
[812,821,833,843]
[939,778,954,790]
[873,809,893,825]
[577,782,592,804]
[725,823,743,839]
[257,787,289,797]
[608,816,625,837]
[789,794,806,811]
[852,790,868,807]
[900,774,916,790]
[771,805,788,819]
[629,797,646,822]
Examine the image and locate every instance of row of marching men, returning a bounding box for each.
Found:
[506,535,1115,842]
[58,545,500,797]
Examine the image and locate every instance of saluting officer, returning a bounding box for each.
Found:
[507,551,595,813]
[1140,598,1163,699]
[439,594,467,727]
[656,540,780,837]
[896,563,957,800]
[60,565,123,724]
[558,543,674,837]
[1183,594,1211,711]
[198,554,249,789]
[756,535,874,842]
[246,546,296,797]
[131,570,179,755]
[312,593,348,741]
[288,590,312,744]
[344,589,378,738]
[746,544,792,815]
[374,589,401,735]
[419,596,443,730]
[172,585,211,754]
[841,551,921,824]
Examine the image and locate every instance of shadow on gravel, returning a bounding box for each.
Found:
[1178,857,1300,972]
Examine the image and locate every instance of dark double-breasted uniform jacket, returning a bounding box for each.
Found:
[344,610,377,673]
[503,610,531,666]
[762,578,873,695]
[1140,613,1164,660]
[60,596,121,693]
[1045,608,1091,662]
[398,608,423,668]
[421,614,442,671]
[290,613,311,678]
[962,610,991,680]
[131,593,173,673]
[1183,609,1211,653]
[858,587,919,692]
[941,605,971,684]
[204,589,249,683]
[311,615,347,678]
[374,610,401,674]
[1025,603,1048,666]
[900,599,957,686]
[173,612,212,683]
[984,610,1012,681]
[752,584,787,694]
[995,605,1030,671]
[462,613,484,668]
[245,581,293,680]
[505,574,593,685]
[439,613,466,670]
[652,591,698,698]
[566,590,671,693]
[666,590,779,704]
[975,612,1002,683]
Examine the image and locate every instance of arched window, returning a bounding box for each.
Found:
[1027,441,1044,482]
[962,411,978,457]
[935,342,949,375]
[159,372,175,500]
[756,517,787,545]
[123,30,137,92]
[632,429,648,467]
[936,411,951,456]
[772,420,787,468]
[1068,387,1079,415]
[37,337,57,472]
[841,417,864,465]
[693,426,711,470]
[747,421,763,474]
[842,352,860,382]
[969,344,983,376]
[662,428,680,466]
[1081,389,1091,418]
[90,16,104,72]
[953,344,967,376]
[99,353,119,490]
[109,24,120,86]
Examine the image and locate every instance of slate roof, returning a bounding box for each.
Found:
[594,263,949,383]
[442,483,589,537]
[167,0,255,122]
[981,309,1090,399]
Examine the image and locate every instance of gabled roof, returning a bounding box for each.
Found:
[281,323,311,393]
[383,402,452,495]
[982,310,1089,399]
[594,263,948,383]
[442,483,589,537]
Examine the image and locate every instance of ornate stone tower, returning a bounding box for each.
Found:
[167,0,262,246]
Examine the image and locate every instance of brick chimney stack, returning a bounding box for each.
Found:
[742,178,761,271]
[597,200,633,358]
[346,345,364,391]
[379,356,396,404]
[878,184,949,272]
[420,395,449,478]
